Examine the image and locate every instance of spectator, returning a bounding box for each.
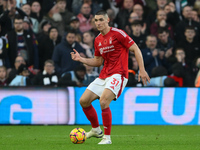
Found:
[32,59,59,86]
[9,64,31,86]
[191,9,200,23]
[38,26,61,70]
[129,20,146,49]
[0,0,17,36]
[6,15,39,71]
[66,16,81,34]
[37,20,51,41]
[72,0,102,16]
[7,56,26,84]
[145,66,168,87]
[191,56,200,87]
[83,31,95,58]
[114,0,134,30]
[22,16,32,31]
[164,2,180,28]
[21,3,39,34]
[146,0,168,26]
[150,9,174,39]
[133,3,147,34]
[175,5,200,42]
[0,65,8,86]
[126,57,138,87]
[106,8,116,27]
[125,12,139,35]
[30,0,43,23]
[164,77,177,87]
[176,26,200,66]
[141,35,167,77]
[169,48,193,87]
[77,3,93,33]
[82,64,99,86]
[40,0,65,36]
[0,26,7,66]
[83,0,102,15]
[75,33,91,57]
[52,30,86,76]
[157,27,173,62]
[56,0,74,32]
[129,54,143,87]
[95,0,111,12]
[58,64,86,87]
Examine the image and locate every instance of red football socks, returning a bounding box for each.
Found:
[102,107,112,135]
[82,105,99,128]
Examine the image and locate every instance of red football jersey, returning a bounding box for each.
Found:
[94,27,135,79]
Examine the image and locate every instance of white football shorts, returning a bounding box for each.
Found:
[87,74,128,99]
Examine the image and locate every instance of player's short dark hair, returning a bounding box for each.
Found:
[157,27,169,34]
[95,10,108,16]
[131,20,143,26]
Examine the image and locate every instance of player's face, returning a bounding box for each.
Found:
[94,15,109,32]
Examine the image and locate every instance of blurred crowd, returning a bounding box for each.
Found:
[0,0,200,87]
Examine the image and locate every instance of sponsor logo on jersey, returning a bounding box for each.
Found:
[98,42,102,46]
[99,45,115,54]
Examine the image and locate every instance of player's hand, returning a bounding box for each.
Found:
[138,70,150,85]
[71,49,81,61]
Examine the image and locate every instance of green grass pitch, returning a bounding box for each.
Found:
[0,125,200,150]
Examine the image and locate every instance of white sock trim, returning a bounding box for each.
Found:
[92,126,101,132]
[104,135,111,140]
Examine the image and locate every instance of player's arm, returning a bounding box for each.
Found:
[71,49,103,67]
[129,43,150,85]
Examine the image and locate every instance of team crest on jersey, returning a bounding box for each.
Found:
[98,42,102,46]
[109,37,112,44]
[100,48,103,54]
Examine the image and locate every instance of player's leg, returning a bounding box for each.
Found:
[79,89,103,138]
[98,88,115,144]
[98,74,128,144]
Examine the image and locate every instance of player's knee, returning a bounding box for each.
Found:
[100,99,109,110]
[79,98,90,108]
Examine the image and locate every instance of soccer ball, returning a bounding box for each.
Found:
[69,128,86,144]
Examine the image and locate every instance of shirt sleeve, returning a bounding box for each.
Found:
[94,38,101,56]
[116,29,135,49]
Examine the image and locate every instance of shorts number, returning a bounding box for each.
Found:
[111,78,119,87]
